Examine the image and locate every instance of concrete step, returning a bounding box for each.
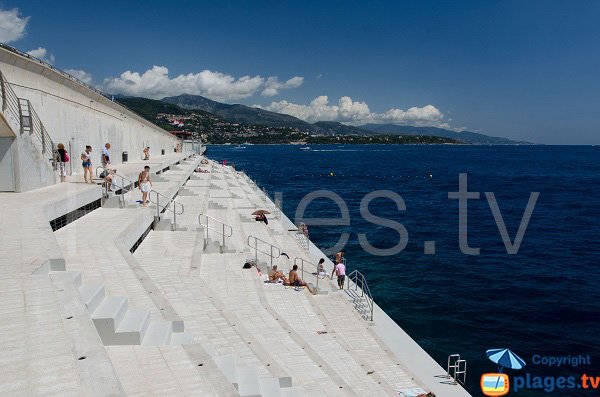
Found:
[215,353,238,384]
[114,309,151,345]
[67,270,83,287]
[169,331,194,345]
[280,387,300,397]
[78,283,106,313]
[204,239,236,254]
[236,366,261,397]
[154,218,175,231]
[258,377,282,397]
[91,296,129,344]
[141,321,173,346]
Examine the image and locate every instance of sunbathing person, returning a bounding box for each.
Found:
[255,213,269,224]
[268,265,289,284]
[289,264,306,291]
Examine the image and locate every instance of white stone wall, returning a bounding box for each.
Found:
[0,48,179,178]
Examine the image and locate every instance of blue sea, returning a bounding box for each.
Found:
[207,144,600,396]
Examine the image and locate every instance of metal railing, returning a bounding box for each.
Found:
[95,167,185,229]
[198,213,233,253]
[96,167,136,204]
[247,235,281,270]
[447,354,467,385]
[0,71,56,169]
[0,70,20,123]
[346,269,374,321]
[295,231,309,251]
[150,189,184,228]
[294,257,324,294]
[18,99,55,160]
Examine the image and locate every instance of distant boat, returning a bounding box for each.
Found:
[300,146,311,150]
[233,145,246,150]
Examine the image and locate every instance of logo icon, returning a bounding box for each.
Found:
[481,373,510,396]
[481,348,526,396]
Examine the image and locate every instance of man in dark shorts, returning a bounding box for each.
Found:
[289,264,306,291]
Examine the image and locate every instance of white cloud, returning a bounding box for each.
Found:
[258,95,444,125]
[0,8,28,43]
[65,69,93,85]
[26,47,55,64]
[103,65,303,101]
[261,76,303,96]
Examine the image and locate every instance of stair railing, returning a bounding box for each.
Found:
[346,269,374,321]
[95,168,185,229]
[294,257,322,293]
[198,213,233,253]
[247,235,281,270]
[95,167,136,206]
[0,71,56,169]
[0,70,21,124]
[149,189,184,229]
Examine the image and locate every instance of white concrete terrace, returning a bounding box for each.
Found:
[0,152,472,396]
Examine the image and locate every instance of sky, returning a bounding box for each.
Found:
[1,0,599,144]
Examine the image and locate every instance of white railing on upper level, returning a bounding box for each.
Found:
[0,70,56,169]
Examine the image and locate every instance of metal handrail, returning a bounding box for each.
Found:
[0,71,56,169]
[447,354,467,385]
[198,213,233,253]
[346,269,374,321]
[247,235,281,270]
[295,231,309,251]
[0,70,21,122]
[95,168,185,228]
[149,189,184,231]
[294,257,323,293]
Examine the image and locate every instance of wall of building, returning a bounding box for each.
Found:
[0,47,179,191]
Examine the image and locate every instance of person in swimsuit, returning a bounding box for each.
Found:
[81,145,93,183]
[289,264,306,291]
[334,261,346,290]
[268,265,289,284]
[330,250,345,279]
[137,165,153,207]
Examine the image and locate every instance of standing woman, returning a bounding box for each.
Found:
[81,145,93,183]
[56,143,69,182]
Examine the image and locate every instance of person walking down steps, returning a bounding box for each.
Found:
[137,165,153,207]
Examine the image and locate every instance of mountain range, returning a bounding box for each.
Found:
[152,94,527,144]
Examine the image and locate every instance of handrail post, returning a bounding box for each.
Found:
[156,192,160,220]
[173,206,177,230]
[205,216,209,249]
[222,223,225,250]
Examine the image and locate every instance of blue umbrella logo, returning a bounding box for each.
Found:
[486,348,526,373]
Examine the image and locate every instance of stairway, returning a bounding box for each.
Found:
[71,271,193,346]
[204,343,299,397]
[347,288,372,321]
